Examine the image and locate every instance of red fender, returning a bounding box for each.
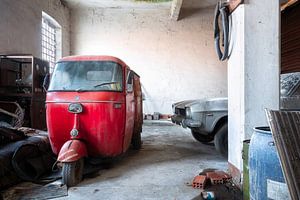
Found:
[58,140,87,162]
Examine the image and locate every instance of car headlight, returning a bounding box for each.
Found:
[68,103,83,114]
[185,107,192,119]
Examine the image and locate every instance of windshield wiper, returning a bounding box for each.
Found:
[94,81,119,88]
[75,88,86,92]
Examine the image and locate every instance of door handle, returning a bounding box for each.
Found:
[114,103,122,109]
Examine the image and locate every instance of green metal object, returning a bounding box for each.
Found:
[243,140,250,200]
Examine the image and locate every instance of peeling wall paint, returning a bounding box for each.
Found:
[70,7,227,114]
[0,0,70,58]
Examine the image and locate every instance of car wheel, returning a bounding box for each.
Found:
[191,130,214,143]
[62,158,84,187]
[214,123,228,158]
[131,130,142,150]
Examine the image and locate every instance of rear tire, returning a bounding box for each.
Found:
[131,131,142,150]
[214,123,228,158]
[191,130,214,143]
[62,158,84,187]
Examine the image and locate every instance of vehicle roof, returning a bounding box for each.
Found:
[58,55,127,67]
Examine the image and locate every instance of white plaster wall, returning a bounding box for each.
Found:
[70,7,227,114]
[228,0,280,173]
[0,0,70,58]
[227,5,245,173]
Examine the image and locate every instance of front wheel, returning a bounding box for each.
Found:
[214,123,228,158]
[62,158,84,187]
[191,130,214,143]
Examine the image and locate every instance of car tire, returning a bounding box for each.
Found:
[131,130,142,150]
[214,123,228,158]
[62,158,84,187]
[191,130,214,143]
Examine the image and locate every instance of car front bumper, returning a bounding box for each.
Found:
[171,114,184,125]
[182,119,202,128]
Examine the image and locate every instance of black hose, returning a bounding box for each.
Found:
[214,2,230,61]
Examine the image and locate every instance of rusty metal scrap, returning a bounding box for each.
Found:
[266,109,300,200]
[0,101,24,128]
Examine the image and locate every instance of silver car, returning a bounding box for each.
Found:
[171,72,300,158]
[172,98,228,157]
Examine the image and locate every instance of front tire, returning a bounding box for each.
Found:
[191,130,214,143]
[62,158,84,187]
[214,123,228,158]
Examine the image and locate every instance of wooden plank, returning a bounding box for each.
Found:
[266,110,300,200]
[281,0,298,11]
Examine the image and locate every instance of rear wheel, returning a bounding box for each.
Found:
[214,123,228,158]
[131,130,142,150]
[191,130,214,143]
[62,158,84,187]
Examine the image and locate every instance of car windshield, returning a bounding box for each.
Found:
[48,61,123,92]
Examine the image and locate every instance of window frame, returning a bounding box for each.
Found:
[41,12,62,73]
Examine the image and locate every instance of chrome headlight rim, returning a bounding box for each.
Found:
[68,103,83,114]
[185,107,192,119]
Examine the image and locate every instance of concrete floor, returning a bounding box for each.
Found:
[58,120,227,200]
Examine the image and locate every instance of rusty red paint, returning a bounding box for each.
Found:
[47,55,142,160]
[59,55,127,66]
[58,140,87,162]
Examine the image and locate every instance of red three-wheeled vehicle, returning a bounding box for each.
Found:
[45,56,143,186]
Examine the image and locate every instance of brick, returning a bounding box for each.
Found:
[214,171,232,183]
[192,175,207,189]
[206,172,224,185]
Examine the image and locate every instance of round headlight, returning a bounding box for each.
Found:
[185,107,192,119]
[68,103,83,113]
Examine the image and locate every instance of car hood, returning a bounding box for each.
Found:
[186,97,228,112]
[172,100,201,109]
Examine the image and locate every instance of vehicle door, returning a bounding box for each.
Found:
[123,69,135,151]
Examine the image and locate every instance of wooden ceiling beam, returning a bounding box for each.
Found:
[281,0,298,11]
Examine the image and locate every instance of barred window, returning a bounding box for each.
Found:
[42,12,62,73]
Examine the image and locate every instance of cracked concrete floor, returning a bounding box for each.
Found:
[58,120,227,200]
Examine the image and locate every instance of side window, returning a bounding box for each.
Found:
[126,70,134,93]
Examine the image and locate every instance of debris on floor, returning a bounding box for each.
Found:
[190,169,242,200]
[0,128,56,189]
[0,181,67,200]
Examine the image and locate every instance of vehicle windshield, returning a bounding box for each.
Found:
[48,61,123,92]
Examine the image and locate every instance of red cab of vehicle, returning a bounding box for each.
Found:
[46,55,143,186]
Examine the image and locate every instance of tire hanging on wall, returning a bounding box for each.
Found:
[214,1,230,61]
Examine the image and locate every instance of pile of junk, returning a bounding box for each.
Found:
[0,102,56,189]
[0,55,56,189]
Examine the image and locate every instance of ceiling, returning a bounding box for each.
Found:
[62,0,171,9]
[62,0,219,9]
